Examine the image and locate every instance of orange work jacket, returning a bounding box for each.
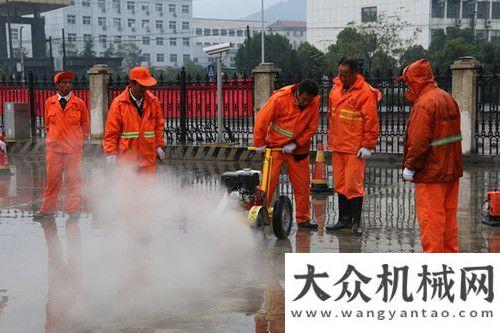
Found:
[328,75,381,154]
[103,88,165,168]
[253,85,320,155]
[44,94,89,153]
[402,60,463,183]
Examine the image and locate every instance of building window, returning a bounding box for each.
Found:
[204,29,210,36]
[228,29,235,36]
[169,21,176,30]
[67,33,77,43]
[183,54,190,63]
[83,34,92,41]
[82,0,90,7]
[67,15,76,24]
[157,53,164,62]
[196,42,202,46]
[462,0,475,19]
[156,37,164,45]
[98,17,106,28]
[143,36,150,45]
[113,18,122,30]
[476,29,488,41]
[494,2,500,19]
[98,35,107,45]
[182,22,189,30]
[127,1,134,11]
[447,0,460,18]
[97,0,106,12]
[82,16,91,25]
[196,28,202,36]
[141,4,149,14]
[221,29,227,36]
[431,0,445,18]
[11,28,18,40]
[142,20,150,28]
[477,1,490,19]
[491,30,500,44]
[237,30,243,37]
[170,38,177,46]
[361,6,377,22]
[170,54,177,63]
[212,29,219,36]
[128,19,135,28]
[156,20,163,29]
[113,0,121,12]
[155,3,163,13]
[182,5,189,14]
[143,53,151,62]
[183,37,190,46]
[169,4,176,13]
[114,35,122,44]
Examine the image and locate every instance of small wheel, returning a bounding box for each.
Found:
[272,195,293,239]
[247,205,269,228]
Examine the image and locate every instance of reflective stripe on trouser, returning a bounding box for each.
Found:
[415,179,459,253]
[265,151,311,223]
[41,151,82,214]
[332,152,366,199]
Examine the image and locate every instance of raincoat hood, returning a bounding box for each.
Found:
[397,59,436,102]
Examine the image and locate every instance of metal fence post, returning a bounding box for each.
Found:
[180,67,187,145]
[28,71,37,141]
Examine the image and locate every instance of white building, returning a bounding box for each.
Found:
[307,0,500,51]
[42,0,194,67]
[191,18,264,67]
[268,20,306,49]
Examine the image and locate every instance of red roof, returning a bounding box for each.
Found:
[268,20,306,29]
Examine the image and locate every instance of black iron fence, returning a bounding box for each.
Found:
[107,69,254,145]
[476,72,499,155]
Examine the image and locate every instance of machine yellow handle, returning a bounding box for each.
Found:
[247,147,283,152]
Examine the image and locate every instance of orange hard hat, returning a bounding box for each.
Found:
[129,66,157,87]
[53,71,74,84]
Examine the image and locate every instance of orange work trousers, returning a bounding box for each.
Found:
[332,152,366,199]
[40,151,82,214]
[266,152,311,224]
[415,179,459,253]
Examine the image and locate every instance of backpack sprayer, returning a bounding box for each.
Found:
[483,190,500,226]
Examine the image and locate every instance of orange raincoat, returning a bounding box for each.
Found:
[103,87,165,173]
[400,59,463,253]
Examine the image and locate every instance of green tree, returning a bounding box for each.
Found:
[295,42,326,78]
[235,33,297,77]
[80,39,96,58]
[102,43,116,57]
[431,38,476,75]
[115,42,142,71]
[59,41,78,57]
[399,45,430,70]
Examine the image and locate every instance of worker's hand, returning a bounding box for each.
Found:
[156,147,165,160]
[0,140,6,154]
[356,147,371,159]
[106,155,117,165]
[254,146,267,153]
[283,142,297,154]
[402,168,415,181]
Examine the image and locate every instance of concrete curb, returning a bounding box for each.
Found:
[4,142,500,166]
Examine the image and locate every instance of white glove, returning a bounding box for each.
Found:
[283,142,297,154]
[356,147,371,159]
[106,155,117,165]
[402,168,415,181]
[254,146,267,153]
[156,147,165,160]
[0,140,6,153]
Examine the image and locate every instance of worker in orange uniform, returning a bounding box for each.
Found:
[103,66,165,174]
[326,58,381,235]
[34,72,90,221]
[397,59,463,253]
[253,79,320,230]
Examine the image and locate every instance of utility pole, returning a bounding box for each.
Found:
[261,0,265,64]
[246,25,251,71]
[48,36,53,58]
[62,28,66,71]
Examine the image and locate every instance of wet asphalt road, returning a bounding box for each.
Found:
[0,157,499,332]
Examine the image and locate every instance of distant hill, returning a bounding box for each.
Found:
[244,0,306,22]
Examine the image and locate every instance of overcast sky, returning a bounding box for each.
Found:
[192,0,284,19]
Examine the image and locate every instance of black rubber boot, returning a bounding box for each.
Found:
[326,194,353,231]
[351,197,364,236]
